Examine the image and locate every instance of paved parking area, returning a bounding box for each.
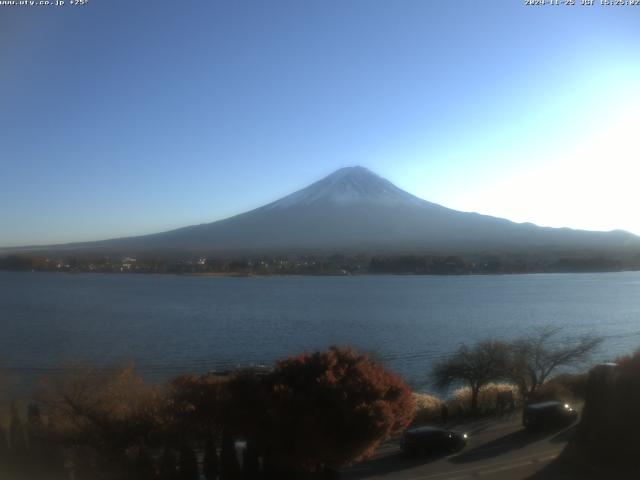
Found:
[342,416,577,480]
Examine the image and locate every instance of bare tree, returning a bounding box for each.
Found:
[432,340,509,415]
[39,364,163,455]
[506,326,602,400]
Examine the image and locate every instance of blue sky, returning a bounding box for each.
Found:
[1,0,639,246]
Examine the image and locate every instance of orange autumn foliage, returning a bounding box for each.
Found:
[264,346,415,472]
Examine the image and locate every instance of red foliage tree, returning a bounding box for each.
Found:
[263,346,415,472]
[166,373,226,442]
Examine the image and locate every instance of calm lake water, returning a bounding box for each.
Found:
[1,271,640,391]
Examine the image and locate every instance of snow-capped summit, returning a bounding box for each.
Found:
[266,166,427,209]
[12,166,640,254]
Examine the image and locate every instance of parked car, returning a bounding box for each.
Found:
[400,426,468,457]
[523,401,578,430]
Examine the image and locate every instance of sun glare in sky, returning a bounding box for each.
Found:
[400,61,640,235]
[466,98,640,234]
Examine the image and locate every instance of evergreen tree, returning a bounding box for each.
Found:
[40,418,67,480]
[178,443,199,480]
[220,429,240,480]
[159,446,178,480]
[9,402,28,473]
[73,447,98,480]
[26,403,44,429]
[0,424,9,478]
[26,403,46,476]
[261,455,277,480]
[242,441,260,480]
[203,435,219,480]
[131,444,156,480]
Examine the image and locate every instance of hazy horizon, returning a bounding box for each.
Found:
[2,165,639,249]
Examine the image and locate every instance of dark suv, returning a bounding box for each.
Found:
[523,401,578,430]
[400,426,468,457]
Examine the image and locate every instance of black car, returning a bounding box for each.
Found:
[400,426,468,457]
[522,401,578,430]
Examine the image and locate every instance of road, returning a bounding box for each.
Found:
[342,415,577,480]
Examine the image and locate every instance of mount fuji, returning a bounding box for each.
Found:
[9,166,640,255]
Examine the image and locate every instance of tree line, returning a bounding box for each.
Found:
[0,329,603,480]
[0,347,415,480]
[2,252,639,275]
[432,326,602,414]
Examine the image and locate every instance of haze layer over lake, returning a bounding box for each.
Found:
[2,271,639,391]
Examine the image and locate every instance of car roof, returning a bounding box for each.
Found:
[526,401,563,410]
[405,426,451,435]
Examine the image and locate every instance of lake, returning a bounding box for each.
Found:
[1,271,640,392]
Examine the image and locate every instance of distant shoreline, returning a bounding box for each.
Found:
[2,269,640,278]
[3,250,640,277]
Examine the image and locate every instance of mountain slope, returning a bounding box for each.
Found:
[8,166,640,254]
